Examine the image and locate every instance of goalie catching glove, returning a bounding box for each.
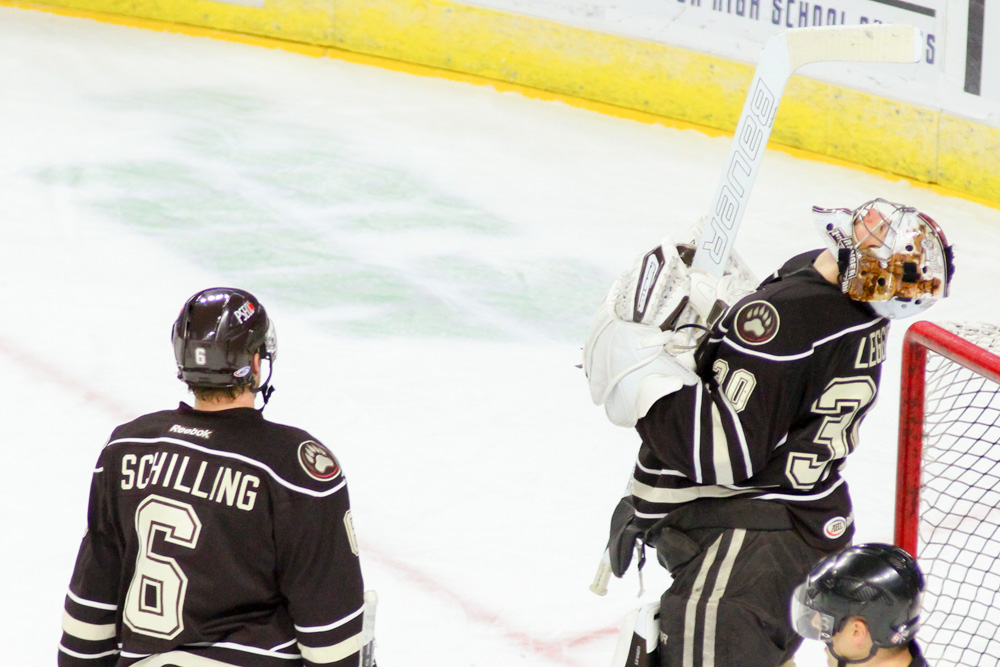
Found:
[583,236,756,427]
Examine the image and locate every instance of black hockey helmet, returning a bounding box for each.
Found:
[791,543,924,652]
[171,287,277,394]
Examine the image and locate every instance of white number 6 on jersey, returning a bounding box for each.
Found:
[123,495,202,640]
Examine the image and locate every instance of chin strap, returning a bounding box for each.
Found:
[827,642,880,666]
[251,361,276,408]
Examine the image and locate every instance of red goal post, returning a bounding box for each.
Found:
[894,320,1000,666]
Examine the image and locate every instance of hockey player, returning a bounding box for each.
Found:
[791,543,927,666]
[584,199,954,666]
[58,287,375,667]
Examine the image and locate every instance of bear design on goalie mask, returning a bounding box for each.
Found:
[735,301,780,345]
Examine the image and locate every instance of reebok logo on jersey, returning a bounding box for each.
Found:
[298,440,341,482]
[734,301,779,345]
[169,425,213,439]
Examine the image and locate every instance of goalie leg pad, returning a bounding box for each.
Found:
[611,603,661,667]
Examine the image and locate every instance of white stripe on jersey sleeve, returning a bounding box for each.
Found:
[717,390,754,478]
[298,632,364,664]
[692,388,704,484]
[709,401,734,485]
[62,611,116,641]
[57,644,120,660]
[295,604,364,633]
[67,589,118,610]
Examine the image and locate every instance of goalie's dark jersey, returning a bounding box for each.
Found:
[634,250,889,551]
[59,403,366,667]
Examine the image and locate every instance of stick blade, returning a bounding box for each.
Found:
[786,24,923,69]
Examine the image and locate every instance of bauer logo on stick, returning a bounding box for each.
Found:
[298,440,341,481]
[735,301,780,345]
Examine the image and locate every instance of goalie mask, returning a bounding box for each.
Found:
[791,543,924,663]
[172,287,277,401]
[813,199,955,319]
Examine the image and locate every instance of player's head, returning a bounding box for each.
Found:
[812,198,955,319]
[791,543,924,664]
[172,287,277,403]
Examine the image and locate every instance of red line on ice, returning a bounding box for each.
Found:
[364,547,617,665]
[0,333,617,664]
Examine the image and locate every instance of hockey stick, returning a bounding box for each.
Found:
[590,549,614,596]
[690,24,923,281]
[590,24,922,598]
[591,477,634,597]
[360,590,378,667]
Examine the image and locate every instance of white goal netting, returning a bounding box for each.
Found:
[907,322,1000,667]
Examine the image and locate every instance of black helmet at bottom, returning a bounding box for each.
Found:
[172,287,277,389]
[791,543,924,649]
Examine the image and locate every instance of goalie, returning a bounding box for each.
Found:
[583,199,954,667]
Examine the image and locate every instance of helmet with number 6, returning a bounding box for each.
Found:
[171,287,277,391]
[813,198,955,319]
[791,543,924,655]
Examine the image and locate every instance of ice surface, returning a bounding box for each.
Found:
[2,7,998,666]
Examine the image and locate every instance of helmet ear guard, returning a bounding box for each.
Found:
[813,199,955,319]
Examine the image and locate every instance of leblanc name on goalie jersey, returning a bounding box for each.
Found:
[59,288,373,667]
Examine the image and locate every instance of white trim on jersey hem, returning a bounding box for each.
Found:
[128,652,246,666]
[105,437,347,498]
[631,480,753,504]
[58,644,120,660]
[67,589,118,611]
[755,477,845,502]
[121,641,300,660]
[721,317,883,362]
[635,459,686,477]
[295,603,364,633]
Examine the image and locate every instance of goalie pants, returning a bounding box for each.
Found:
[651,502,827,667]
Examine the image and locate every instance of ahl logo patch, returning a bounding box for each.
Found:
[298,440,341,482]
[823,516,850,539]
[734,301,780,345]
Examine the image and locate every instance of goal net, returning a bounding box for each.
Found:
[895,321,1000,667]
